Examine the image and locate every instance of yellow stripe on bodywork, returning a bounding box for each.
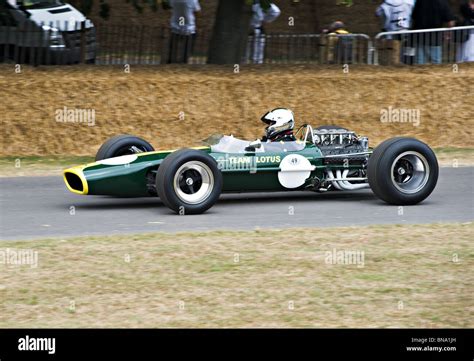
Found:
[63,165,89,195]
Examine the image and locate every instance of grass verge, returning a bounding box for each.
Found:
[0,148,472,177]
[0,223,472,328]
[0,156,94,177]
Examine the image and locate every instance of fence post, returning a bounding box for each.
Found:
[137,25,144,64]
[13,22,19,65]
[374,36,379,65]
[80,20,86,64]
[4,21,11,62]
[367,39,374,65]
[19,22,26,64]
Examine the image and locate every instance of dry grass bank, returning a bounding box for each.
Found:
[0,223,472,328]
[1,64,473,156]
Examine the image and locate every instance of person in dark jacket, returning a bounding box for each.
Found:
[456,0,474,62]
[411,0,455,64]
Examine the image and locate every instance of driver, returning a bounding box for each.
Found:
[260,108,296,142]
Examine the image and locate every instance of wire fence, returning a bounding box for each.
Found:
[248,33,372,64]
[374,26,474,65]
[1,20,473,66]
[95,25,167,65]
[96,29,372,65]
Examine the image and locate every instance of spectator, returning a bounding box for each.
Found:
[375,0,415,64]
[248,1,281,64]
[326,21,349,35]
[167,0,201,64]
[323,21,352,63]
[376,0,413,33]
[411,0,455,64]
[456,0,474,62]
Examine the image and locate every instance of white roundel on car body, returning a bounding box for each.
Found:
[278,154,315,189]
[96,154,138,165]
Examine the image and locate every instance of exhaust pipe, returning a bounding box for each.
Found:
[326,169,342,190]
[326,169,370,191]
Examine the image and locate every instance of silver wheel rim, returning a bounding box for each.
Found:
[173,161,214,204]
[390,151,430,194]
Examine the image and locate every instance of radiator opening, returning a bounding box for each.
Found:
[65,172,84,192]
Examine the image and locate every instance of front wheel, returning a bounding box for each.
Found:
[368,137,438,205]
[156,149,223,214]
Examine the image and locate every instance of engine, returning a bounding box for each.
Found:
[297,127,372,192]
[313,128,369,164]
[304,128,371,192]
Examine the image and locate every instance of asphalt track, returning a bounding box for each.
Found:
[0,168,473,240]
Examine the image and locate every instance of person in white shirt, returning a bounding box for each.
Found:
[167,0,201,63]
[248,1,281,64]
[375,0,416,64]
[376,0,414,33]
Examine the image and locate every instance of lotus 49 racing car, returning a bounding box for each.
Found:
[63,109,438,215]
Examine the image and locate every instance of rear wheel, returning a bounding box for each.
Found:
[156,149,222,214]
[368,137,438,205]
[95,135,154,161]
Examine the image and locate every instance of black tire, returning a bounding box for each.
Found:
[95,135,154,161]
[368,137,438,205]
[316,125,348,131]
[156,149,223,215]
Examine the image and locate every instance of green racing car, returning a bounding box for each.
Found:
[63,109,439,215]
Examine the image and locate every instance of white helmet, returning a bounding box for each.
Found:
[261,108,295,140]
